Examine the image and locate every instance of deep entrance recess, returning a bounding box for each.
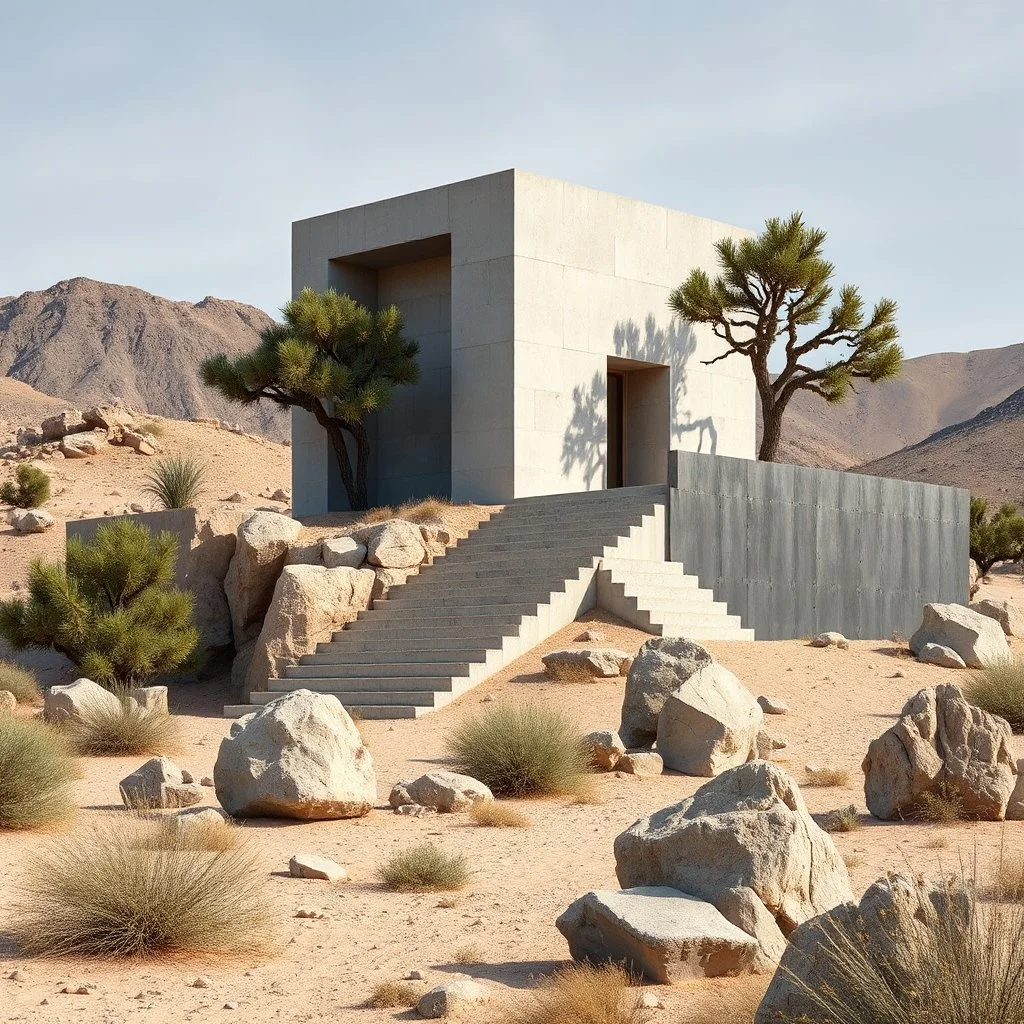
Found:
[606,356,670,488]
[607,370,625,488]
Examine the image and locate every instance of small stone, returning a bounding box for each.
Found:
[295,907,325,919]
[130,503,146,513]
[225,491,251,503]
[406,970,425,981]
[7,970,25,981]
[481,694,495,703]
[893,670,907,678]
[757,695,788,715]
[576,628,607,643]
[288,854,348,882]
[618,751,664,777]
[201,776,214,787]
[917,643,967,669]
[224,1002,238,1010]
[811,632,848,649]
[394,803,436,817]
[639,991,665,1009]
[191,977,213,989]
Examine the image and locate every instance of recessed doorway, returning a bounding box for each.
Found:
[607,357,670,488]
[607,370,625,488]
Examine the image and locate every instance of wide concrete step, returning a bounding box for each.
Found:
[289,659,474,677]
[386,580,567,603]
[312,645,492,662]
[336,622,521,640]
[379,591,561,611]
[501,485,665,508]
[319,637,503,653]
[267,684,446,706]
[275,673,456,691]
[238,696,422,719]
[458,517,654,539]
[353,607,530,626]
[416,561,597,582]
[655,621,753,640]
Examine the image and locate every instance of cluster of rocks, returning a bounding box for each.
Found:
[119,756,208,809]
[910,601,1014,668]
[542,646,633,680]
[43,677,169,723]
[557,761,852,981]
[389,770,493,814]
[6,507,55,533]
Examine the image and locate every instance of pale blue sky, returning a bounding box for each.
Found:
[2,1,1021,359]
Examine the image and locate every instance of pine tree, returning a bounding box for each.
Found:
[0,520,199,687]
[970,496,1024,576]
[201,288,419,510]
[669,213,902,461]
[1,464,51,508]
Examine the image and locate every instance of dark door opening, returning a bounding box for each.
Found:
[607,370,625,488]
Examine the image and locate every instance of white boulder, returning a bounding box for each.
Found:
[60,432,100,458]
[970,597,1024,638]
[44,677,120,724]
[288,853,348,882]
[917,642,966,668]
[909,602,1010,668]
[356,519,426,569]
[9,508,55,533]
[40,409,86,440]
[542,647,632,680]
[811,632,848,649]
[584,730,627,770]
[119,757,205,809]
[618,751,664,777]
[416,978,490,1019]
[321,536,367,568]
[389,770,493,812]
[130,685,169,714]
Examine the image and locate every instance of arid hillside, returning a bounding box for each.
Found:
[0,278,288,440]
[773,341,1024,468]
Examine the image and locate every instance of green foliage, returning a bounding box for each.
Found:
[0,519,200,687]
[141,455,206,509]
[201,287,419,509]
[970,496,1024,575]
[448,703,593,797]
[1,464,52,508]
[965,660,1024,732]
[669,212,902,461]
[13,815,274,957]
[376,842,470,892]
[0,659,43,704]
[67,694,181,756]
[0,717,75,830]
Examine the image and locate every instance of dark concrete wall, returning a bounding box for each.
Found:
[668,451,969,640]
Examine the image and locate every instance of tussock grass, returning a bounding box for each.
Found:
[820,804,863,833]
[923,832,951,850]
[0,716,75,830]
[803,766,851,788]
[376,842,470,892]
[141,455,205,510]
[842,853,864,870]
[453,943,483,964]
[395,496,452,523]
[980,853,1024,903]
[364,980,422,1009]
[361,505,396,525]
[13,816,274,957]
[468,801,532,828]
[448,703,593,798]
[777,868,1024,1022]
[136,814,241,853]
[67,697,180,757]
[545,661,603,684]
[913,784,966,824]
[505,964,653,1024]
[965,661,1024,732]
[0,659,43,704]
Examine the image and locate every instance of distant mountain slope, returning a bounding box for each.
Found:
[0,278,288,440]
[772,341,1024,468]
[857,386,1024,507]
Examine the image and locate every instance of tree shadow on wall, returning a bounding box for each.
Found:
[613,314,718,454]
[560,370,606,490]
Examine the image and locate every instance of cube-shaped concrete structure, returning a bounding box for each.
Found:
[291,170,755,513]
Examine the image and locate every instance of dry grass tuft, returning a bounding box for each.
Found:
[376,842,470,892]
[135,814,241,853]
[361,505,396,525]
[364,980,422,1009]
[803,766,852,788]
[0,716,76,830]
[13,815,274,957]
[505,963,653,1024]
[66,697,180,757]
[468,801,532,828]
[913,784,966,824]
[842,852,864,870]
[924,832,951,850]
[0,659,43,704]
[448,703,593,798]
[980,853,1024,903]
[395,496,452,523]
[544,661,603,684]
[820,804,863,833]
[965,661,1024,732]
[453,943,483,964]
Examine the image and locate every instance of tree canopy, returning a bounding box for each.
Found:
[970,496,1024,576]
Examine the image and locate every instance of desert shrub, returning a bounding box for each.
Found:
[140,419,165,437]
[965,660,1024,732]
[376,842,470,892]
[66,695,180,756]
[0,716,75,830]
[361,505,396,524]
[141,455,205,510]
[448,703,592,798]
[803,766,851,788]
[395,496,451,523]
[13,816,273,957]
[820,804,862,833]
[0,519,199,687]
[1,464,51,508]
[506,964,653,1024]
[979,852,1024,903]
[842,852,864,870]
[365,980,421,1009]
[913,784,965,824]
[777,870,1024,1022]
[453,943,483,964]
[468,801,532,828]
[0,658,42,704]
[135,814,240,853]
[970,496,1024,575]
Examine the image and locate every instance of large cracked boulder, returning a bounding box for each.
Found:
[557,886,760,982]
[223,511,302,645]
[44,678,120,724]
[614,762,852,945]
[542,647,632,680]
[909,602,1010,668]
[354,519,425,569]
[214,690,375,820]
[8,508,55,533]
[656,661,764,776]
[619,638,713,749]
[970,597,1024,638]
[755,872,968,1023]
[61,432,100,458]
[862,683,1018,821]
[41,409,86,440]
[245,565,375,693]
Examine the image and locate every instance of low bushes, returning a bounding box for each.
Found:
[965,660,1024,732]
[364,980,421,1009]
[803,766,851,788]
[1,464,51,509]
[506,964,653,1024]
[820,804,862,833]
[0,659,42,704]
[66,696,180,757]
[376,842,470,892]
[468,801,531,828]
[448,703,592,798]
[142,455,206,510]
[13,816,273,957]
[0,716,75,830]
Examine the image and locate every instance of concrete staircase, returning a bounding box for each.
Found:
[225,484,752,719]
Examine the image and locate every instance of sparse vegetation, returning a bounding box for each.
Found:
[395,496,451,523]
[842,853,864,870]
[506,964,653,1024]
[970,495,1024,575]
[361,505,396,524]
[803,766,851,788]
[0,716,75,830]
[913,783,966,824]
[820,804,862,833]
[923,832,951,850]
[453,944,483,964]
[448,703,592,798]
[66,695,180,756]
[981,853,1024,903]
[468,801,532,828]
[0,658,42,704]
[135,814,240,853]
[376,842,470,892]
[364,980,422,1009]
[13,816,273,957]
[141,454,206,510]
[0,519,199,687]
[965,660,1024,732]
[1,463,51,508]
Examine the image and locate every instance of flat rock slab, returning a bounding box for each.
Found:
[557,886,760,982]
[618,751,664,777]
[542,648,632,679]
[289,853,348,882]
[389,770,492,812]
[917,643,966,668]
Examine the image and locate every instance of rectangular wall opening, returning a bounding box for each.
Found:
[607,357,670,487]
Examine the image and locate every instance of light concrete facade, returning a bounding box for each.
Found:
[291,170,755,514]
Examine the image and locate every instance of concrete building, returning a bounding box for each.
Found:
[291,170,756,514]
